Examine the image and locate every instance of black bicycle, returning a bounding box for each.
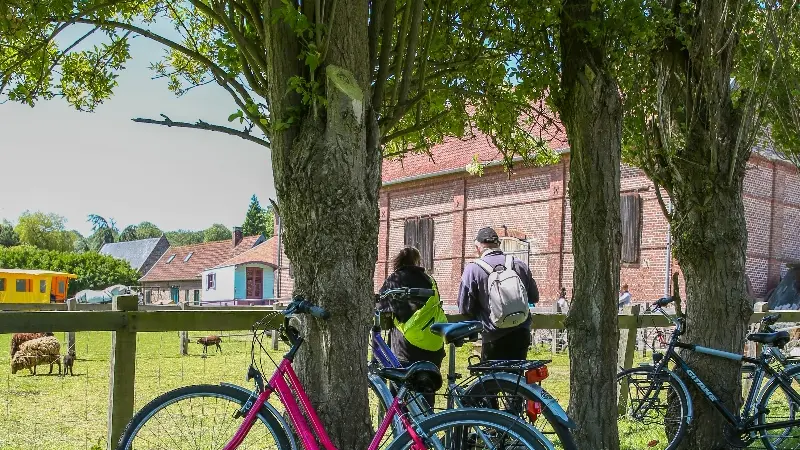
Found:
[617,296,800,450]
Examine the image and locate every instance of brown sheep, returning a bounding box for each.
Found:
[10,332,54,357]
[11,336,61,375]
[62,352,75,376]
[197,335,222,354]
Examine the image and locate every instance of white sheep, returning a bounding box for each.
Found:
[11,336,61,375]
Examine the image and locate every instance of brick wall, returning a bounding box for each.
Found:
[377,154,800,308]
[272,154,799,305]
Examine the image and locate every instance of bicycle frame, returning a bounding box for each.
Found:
[225,338,426,450]
[649,307,800,434]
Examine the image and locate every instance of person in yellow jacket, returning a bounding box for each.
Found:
[377,247,447,406]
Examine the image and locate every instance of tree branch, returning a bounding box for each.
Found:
[132,114,269,147]
[71,17,253,104]
[396,0,424,108]
[372,0,396,111]
[381,109,449,144]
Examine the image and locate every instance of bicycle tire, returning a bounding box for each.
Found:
[116,384,293,450]
[616,367,689,450]
[756,364,800,449]
[462,377,577,450]
[384,408,552,450]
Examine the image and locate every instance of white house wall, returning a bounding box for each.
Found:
[200,266,235,302]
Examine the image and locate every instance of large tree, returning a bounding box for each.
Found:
[2,0,553,445]
[512,0,648,446]
[87,214,119,250]
[241,194,266,236]
[0,220,20,247]
[622,1,800,447]
[203,223,232,242]
[14,211,75,252]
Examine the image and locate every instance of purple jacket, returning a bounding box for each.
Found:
[457,249,539,342]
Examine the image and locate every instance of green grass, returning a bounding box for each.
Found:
[0,332,655,450]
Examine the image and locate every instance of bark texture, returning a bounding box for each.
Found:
[558,1,622,448]
[672,184,751,450]
[642,1,754,447]
[265,1,379,448]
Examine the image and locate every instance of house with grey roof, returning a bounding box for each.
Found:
[100,235,170,275]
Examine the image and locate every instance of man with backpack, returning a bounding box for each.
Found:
[457,227,539,361]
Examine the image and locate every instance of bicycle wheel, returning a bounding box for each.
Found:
[462,377,577,450]
[756,365,800,449]
[385,408,551,449]
[117,384,292,450]
[616,367,689,450]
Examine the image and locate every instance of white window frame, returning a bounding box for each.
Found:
[206,273,216,290]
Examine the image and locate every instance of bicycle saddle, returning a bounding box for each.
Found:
[747,330,791,348]
[430,321,483,345]
[377,361,443,393]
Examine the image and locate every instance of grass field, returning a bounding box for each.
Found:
[0,330,649,450]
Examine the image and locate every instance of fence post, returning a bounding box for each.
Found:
[179,302,189,356]
[107,295,138,450]
[617,304,641,415]
[271,330,279,351]
[66,298,77,358]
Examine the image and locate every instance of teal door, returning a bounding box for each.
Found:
[170,286,179,303]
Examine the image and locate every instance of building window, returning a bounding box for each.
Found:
[40,280,47,293]
[16,279,31,293]
[206,273,216,290]
[58,280,65,294]
[0,278,5,291]
[184,252,193,262]
[500,237,530,267]
[404,217,435,271]
[288,264,294,278]
[166,254,177,264]
[621,194,642,264]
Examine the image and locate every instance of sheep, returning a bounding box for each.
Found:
[197,335,222,355]
[10,332,54,357]
[11,336,61,375]
[61,352,75,377]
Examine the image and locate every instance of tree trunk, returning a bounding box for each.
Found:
[671,179,751,450]
[558,2,622,448]
[265,1,379,448]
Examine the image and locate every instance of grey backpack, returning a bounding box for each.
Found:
[473,255,530,328]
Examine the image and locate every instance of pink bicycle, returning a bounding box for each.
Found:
[117,299,551,450]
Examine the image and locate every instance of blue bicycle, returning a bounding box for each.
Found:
[369,287,577,450]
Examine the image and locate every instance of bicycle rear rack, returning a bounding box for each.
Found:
[467,358,551,374]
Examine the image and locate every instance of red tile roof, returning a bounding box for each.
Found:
[212,237,278,269]
[382,112,569,184]
[139,235,263,282]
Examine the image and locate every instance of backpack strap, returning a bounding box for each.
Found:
[473,259,494,274]
[504,255,514,271]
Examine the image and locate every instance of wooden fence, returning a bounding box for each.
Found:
[0,296,794,450]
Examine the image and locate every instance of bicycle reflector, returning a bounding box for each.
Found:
[525,366,550,422]
[525,366,549,383]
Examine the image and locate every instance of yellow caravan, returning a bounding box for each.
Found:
[0,269,77,303]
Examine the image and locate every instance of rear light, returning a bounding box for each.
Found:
[526,399,542,422]
[525,365,549,422]
[525,366,549,383]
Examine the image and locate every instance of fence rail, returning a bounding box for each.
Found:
[0,297,792,449]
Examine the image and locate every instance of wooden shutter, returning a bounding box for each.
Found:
[418,217,434,271]
[621,194,642,263]
[403,218,434,271]
[404,219,418,248]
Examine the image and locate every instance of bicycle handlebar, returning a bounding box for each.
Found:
[378,287,435,300]
[284,298,331,320]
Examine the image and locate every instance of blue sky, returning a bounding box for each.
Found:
[0,27,275,236]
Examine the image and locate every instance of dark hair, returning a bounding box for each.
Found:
[393,247,421,272]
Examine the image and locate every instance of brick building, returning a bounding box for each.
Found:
[273,132,800,308]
